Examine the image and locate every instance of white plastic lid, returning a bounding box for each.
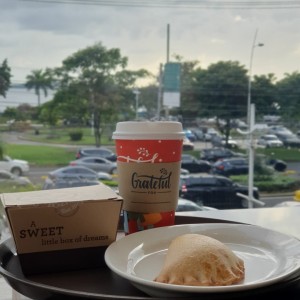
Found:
[112,121,184,140]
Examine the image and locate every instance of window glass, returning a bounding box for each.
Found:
[95,159,105,164]
[5,1,293,210]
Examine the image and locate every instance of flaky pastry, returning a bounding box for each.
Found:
[154,233,245,286]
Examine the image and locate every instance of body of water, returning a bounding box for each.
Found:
[0,86,53,112]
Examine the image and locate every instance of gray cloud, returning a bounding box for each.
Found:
[1,0,300,83]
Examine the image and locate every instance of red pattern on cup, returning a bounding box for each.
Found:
[115,139,183,163]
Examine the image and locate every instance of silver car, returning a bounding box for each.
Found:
[257,134,283,148]
[69,157,117,174]
[0,170,32,186]
[43,166,100,190]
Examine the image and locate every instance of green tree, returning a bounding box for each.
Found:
[177,58,202,120]
[50,83,90,125]
[39,101,59,126]
[56,42,149,146]
[138,84,159,119]
[251,74,279,119]
[192,61,248,143]
[2,107,18,120]
[2,104,37,121]
[113,69,151,121]
[0,59,12,98]
[276,72,300,123]
[25,68,53,107]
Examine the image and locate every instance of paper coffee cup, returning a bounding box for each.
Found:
[112,121,184,234]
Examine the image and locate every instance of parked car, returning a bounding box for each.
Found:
[43,177,100,190]
[43,166,100,189]
[176,198,218,212]
[189,128,210,141]
[0,170,33,186]
[257,134,283,148]
[69,157,117,174]
[97,172,113,180]
[267,157,287,172]
[274,201,300,208]
[275,133,300,148]
[213,156,287,175]
[206,127,220,140]
[47,165,100,181]
[182,136,195,151]
[180,168,190,175]
[0,155,30,176]
[191,127,213,141]
[211,135,239,149]
[212,158,248,176]
[183,129,197,142]
[268,125,293,136]
[179,174,260,209]
[75,147,117,161]
[181,154,211,173]
[200,148,244,162]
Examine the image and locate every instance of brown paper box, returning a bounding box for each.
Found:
[1,184,123,275]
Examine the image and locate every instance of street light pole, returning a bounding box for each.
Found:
[247,29,264,208]
[247,29,264,126]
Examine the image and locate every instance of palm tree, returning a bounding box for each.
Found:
[0,59,11,98]
[25,69,53,106]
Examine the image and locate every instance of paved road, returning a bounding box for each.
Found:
[29,166,52,186]
[1,131,81,148]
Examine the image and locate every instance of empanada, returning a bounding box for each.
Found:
[154,233,244,286]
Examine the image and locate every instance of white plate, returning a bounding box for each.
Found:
[105,223,300,297]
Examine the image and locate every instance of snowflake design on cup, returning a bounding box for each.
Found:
[137,147,149,157]
[118,147,159,163]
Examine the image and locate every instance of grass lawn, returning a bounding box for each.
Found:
[20,127,114,146]
[5,144,77,166]
[4,141,300,168]
[256,147,300,161]
[5,127,300,162]
[231,173,300,193]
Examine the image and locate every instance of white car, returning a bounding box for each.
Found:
[268,125,293,135]
[211,135,239,149]
[257,134,283,148]
[176,198,218,212]
[0,155,30,176]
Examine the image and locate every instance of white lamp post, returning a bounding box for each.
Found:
[237,104,265,209]
[246,29,264,208]
[247,29,264,126]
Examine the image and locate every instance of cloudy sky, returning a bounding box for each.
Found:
[1,0,300,108]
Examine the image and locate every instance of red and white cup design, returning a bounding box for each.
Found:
[112,121,184,234]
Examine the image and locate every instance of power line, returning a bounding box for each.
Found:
[20,0,300,9]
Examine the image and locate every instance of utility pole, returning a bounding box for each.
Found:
[165,23,170,119]
[157,63,163,120]
[166,23,170,63]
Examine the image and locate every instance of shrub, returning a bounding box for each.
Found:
[69,130,83,141]
[254,154,274,176]
[231,173,300,193]
[0,139,5,159]
[255,177,300,193]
